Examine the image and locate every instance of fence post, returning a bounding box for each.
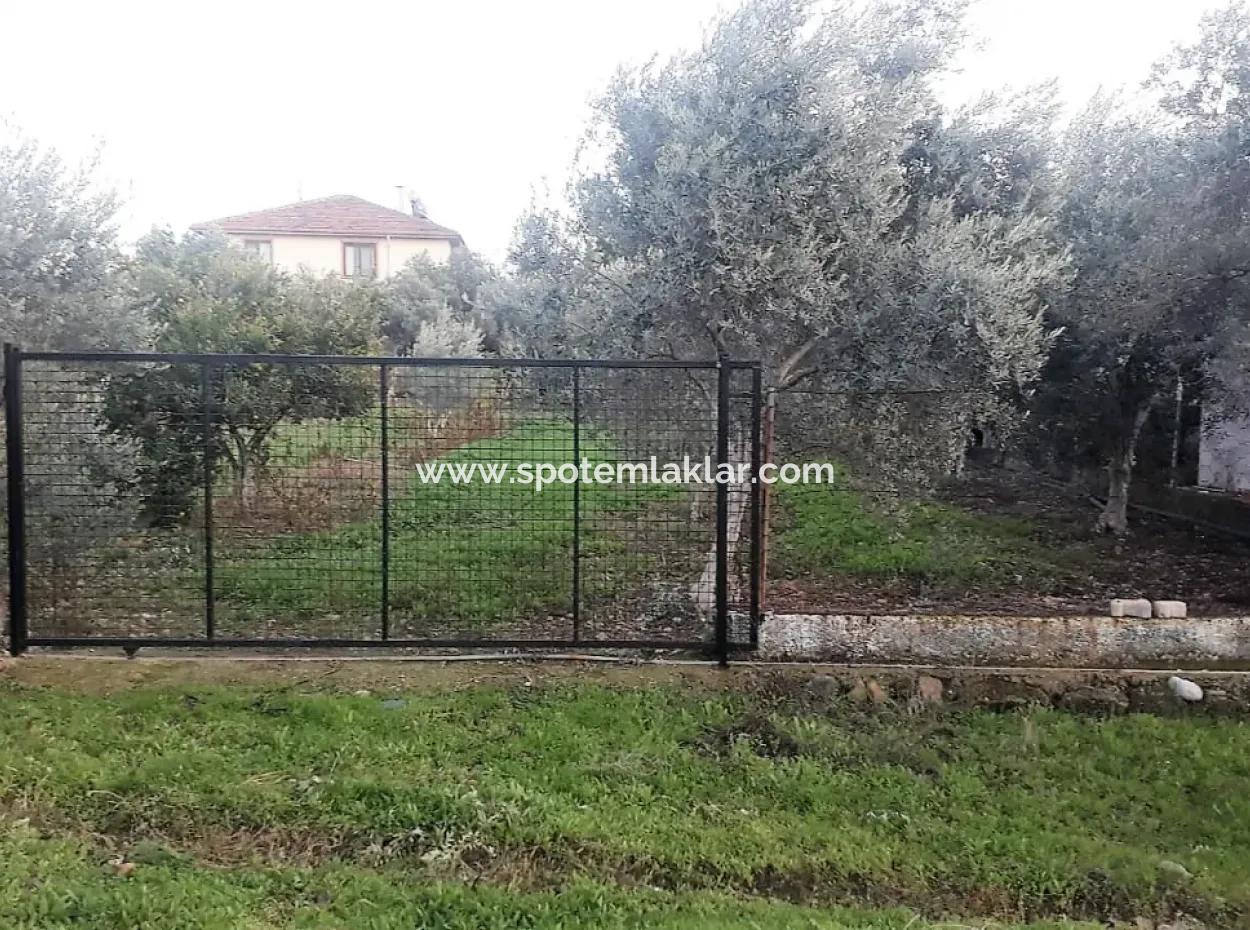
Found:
[714,361,730,666]
[5,344,28,656]
[749,364,762,649]
[380,364,391,641]
[571,366,582,642]
[201,361,216,641]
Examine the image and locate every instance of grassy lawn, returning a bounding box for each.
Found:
[267,412,382,466]
[767,467,1250,615]
[31,417,707,638]
[2,678,1247,928]
[771,479,1071,595]
[218,421,690,630]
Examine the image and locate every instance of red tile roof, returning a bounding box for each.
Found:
[194,194,462,243]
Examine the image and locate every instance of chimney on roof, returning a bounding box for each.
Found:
[407,189,427,218]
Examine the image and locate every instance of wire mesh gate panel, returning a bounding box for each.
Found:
[5,348,761,657]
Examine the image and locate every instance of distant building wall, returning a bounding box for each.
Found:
[385,237,453,272]
[1199,406,1250,492]
[225,233,453,278]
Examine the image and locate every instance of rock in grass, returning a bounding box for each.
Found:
[111,860,136,878]
[1167,676,1204,702]
[846,678,888,705]
[1157,859,1193,883]
[804,675,841,701]
[865,678,889,705]
[915,675,944,704]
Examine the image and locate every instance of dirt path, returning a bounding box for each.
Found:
[7,654,1250,717]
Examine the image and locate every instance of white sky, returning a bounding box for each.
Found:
[0,0,1217,262]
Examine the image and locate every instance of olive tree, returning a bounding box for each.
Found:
[103,231,380,522]
[0,126,146,350]
[1031,5,1250,533]
[0,128,146,587]
[381,249,496,356]
[503,0,1067,480]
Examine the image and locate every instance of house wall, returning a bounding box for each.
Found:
[226,233,453,278]
[1198,406,1250,492]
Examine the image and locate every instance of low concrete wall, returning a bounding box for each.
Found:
[759,613,1250,669]
[1134,484,1250,539]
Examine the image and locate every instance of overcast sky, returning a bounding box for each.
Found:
[0,0,1218,261]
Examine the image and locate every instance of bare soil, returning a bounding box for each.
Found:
[7,655,1250,717]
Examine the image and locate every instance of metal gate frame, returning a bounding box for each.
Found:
[5,346,763,662]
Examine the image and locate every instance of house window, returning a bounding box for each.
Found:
[343,242,377,279]
[242,239,273,263]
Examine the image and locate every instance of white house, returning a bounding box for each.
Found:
[193,194,463,279]
[1200,408,1250,492]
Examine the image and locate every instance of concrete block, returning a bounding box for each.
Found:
[1110,598,1152,619]
[1153,600,1187,619]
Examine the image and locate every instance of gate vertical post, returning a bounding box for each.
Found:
[200,361,216,641]
[5,344,27,656]
[714,361,730,667]
[571,366,582,642]
[380,364,391,641]
[748,364,762,649]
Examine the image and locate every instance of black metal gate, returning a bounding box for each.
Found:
[5,347,761,660]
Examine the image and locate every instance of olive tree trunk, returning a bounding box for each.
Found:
[1095,398,1154,536]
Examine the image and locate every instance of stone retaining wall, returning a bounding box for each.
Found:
[759,613,1250,669]
[785,666,1250,715]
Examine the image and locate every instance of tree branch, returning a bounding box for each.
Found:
[777,336,824,388]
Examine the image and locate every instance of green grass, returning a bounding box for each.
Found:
[0,827,1083,930]
[1,680,1247,928]
[215,421,687,627]
[772,478,1058,591]
[36,418,698,636]
[268,413,381,466]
